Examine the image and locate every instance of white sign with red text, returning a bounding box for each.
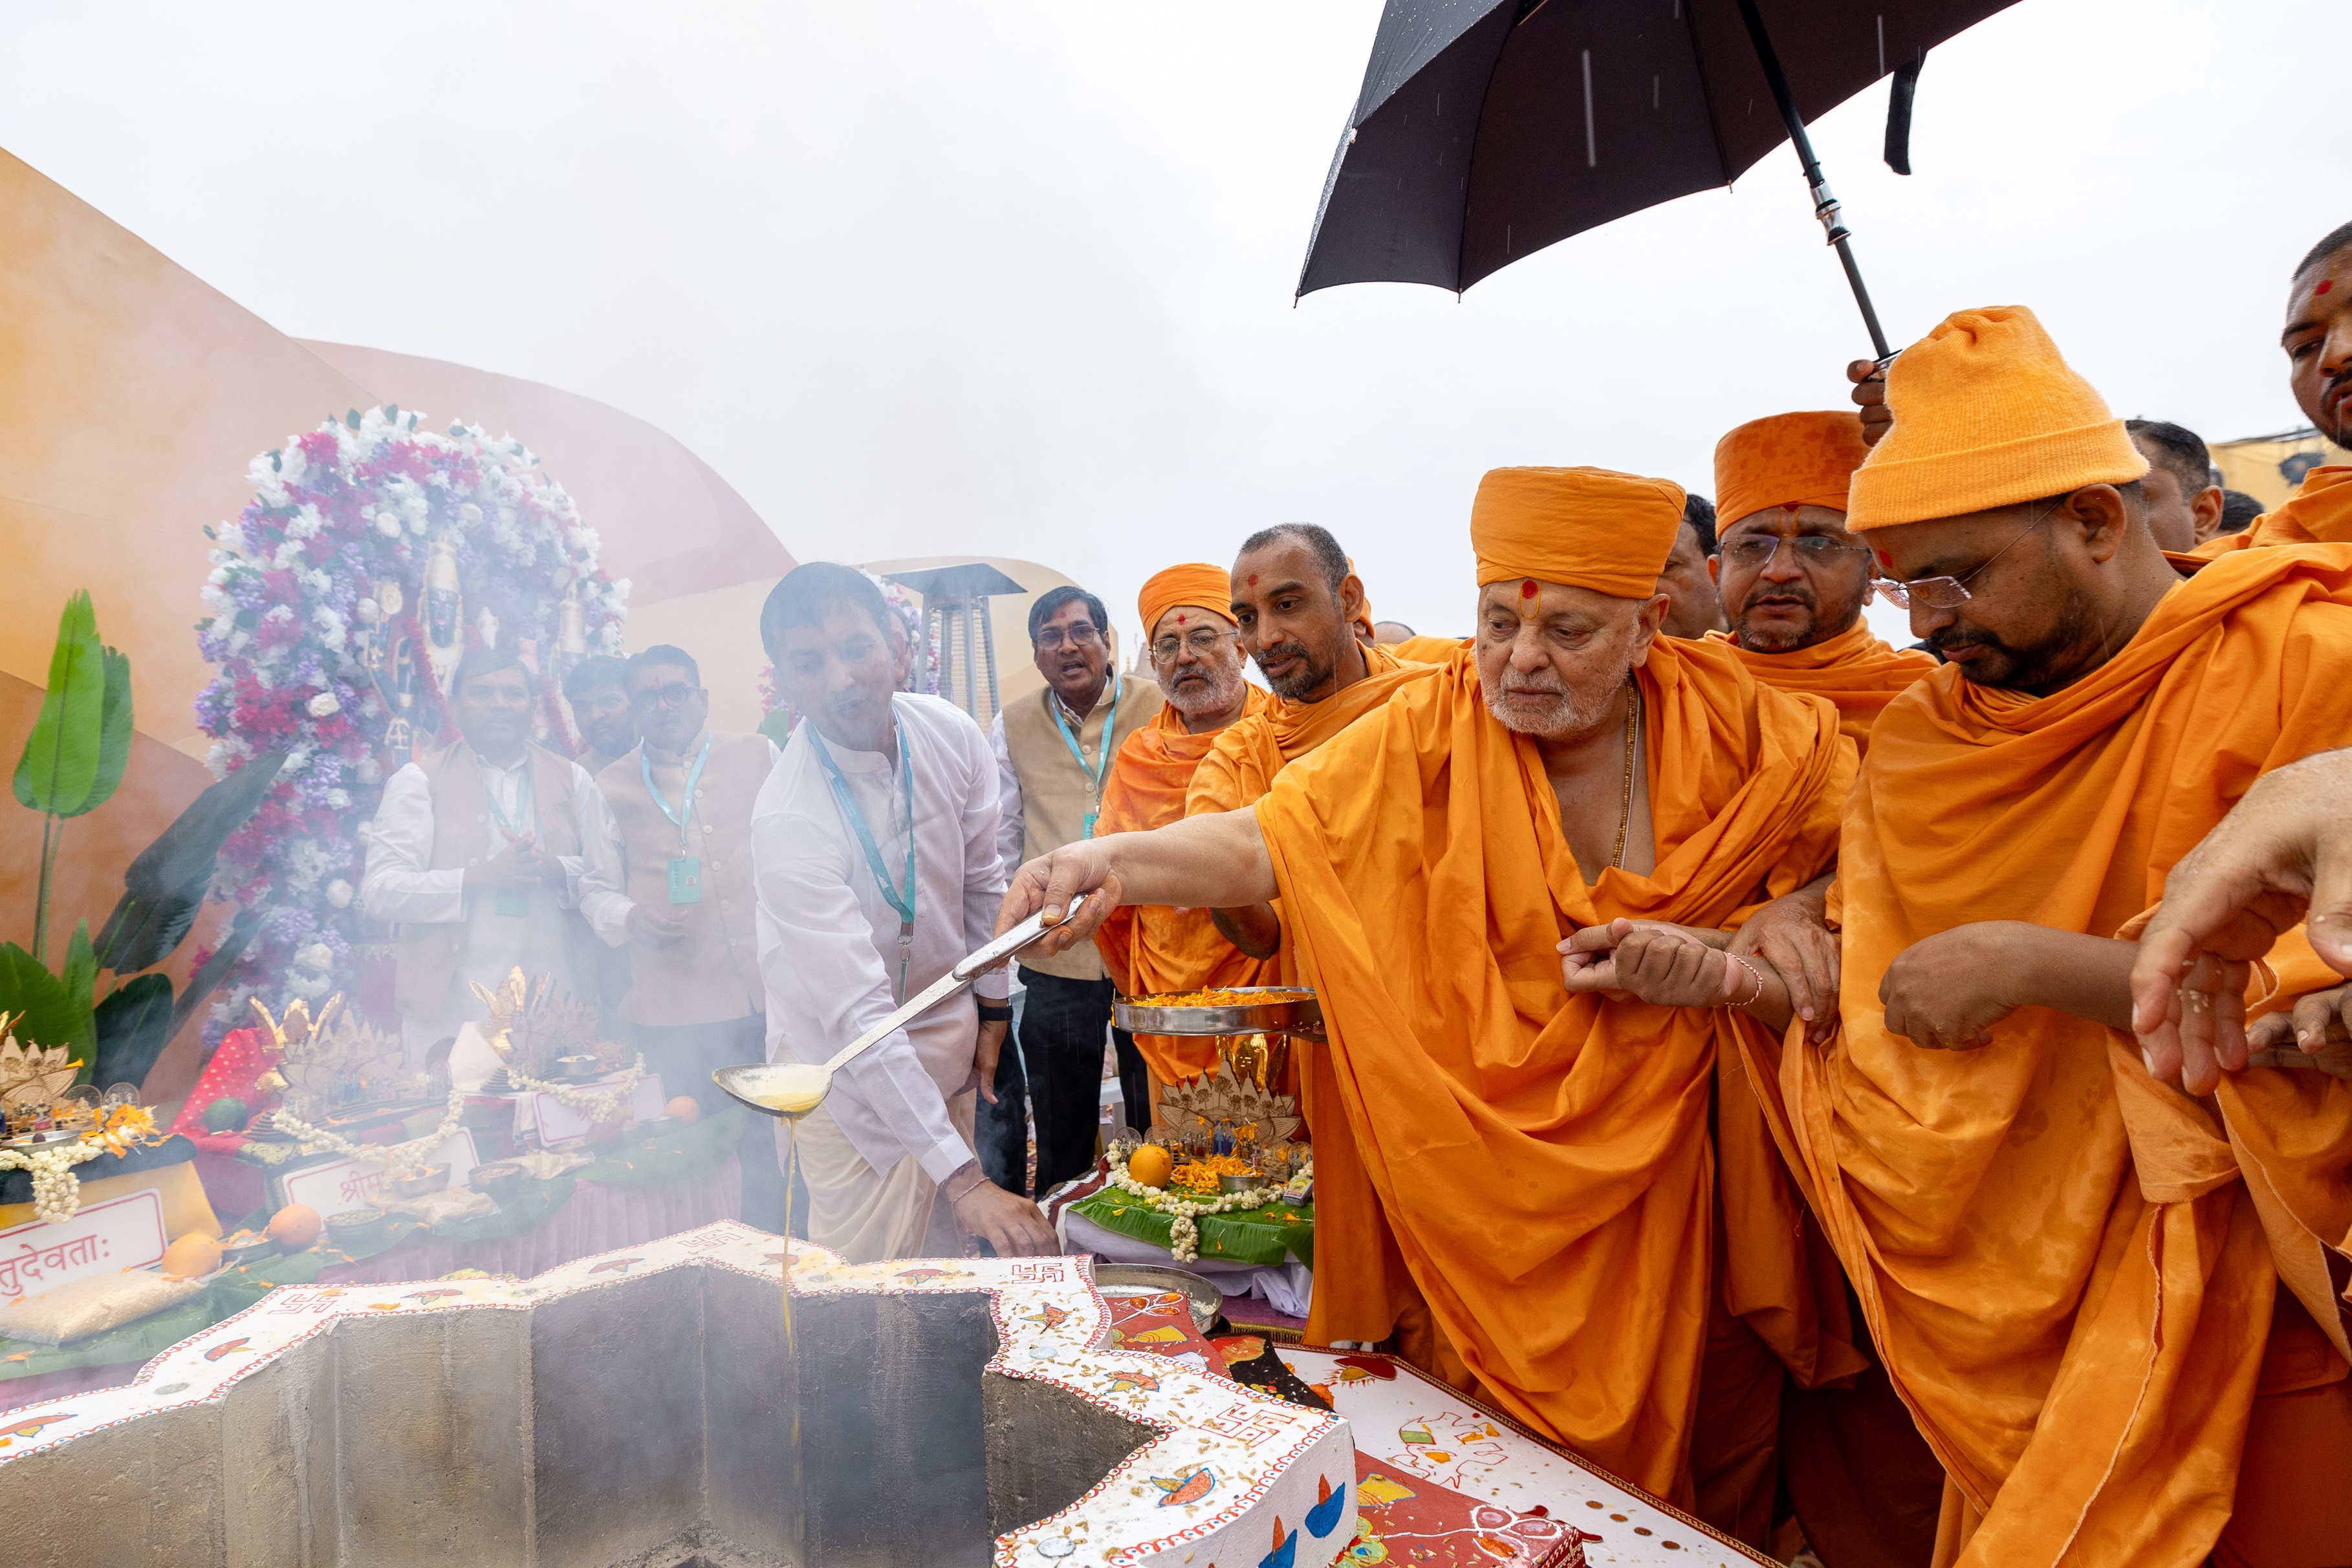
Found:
[278,1131,481,1219]
[0,1188,168,1297]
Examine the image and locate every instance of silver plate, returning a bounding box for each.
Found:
[1112,987,1322,1036]
[1091,1264,1222,1333]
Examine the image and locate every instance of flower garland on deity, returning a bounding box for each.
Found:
[0,1104,168,1223]
[191,407,626,1045]
[1104,1148,1301,1263]
[267,1080,467,1180]
[505,1057,646,1128]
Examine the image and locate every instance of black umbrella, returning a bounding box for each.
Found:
[1298,0,2021,359]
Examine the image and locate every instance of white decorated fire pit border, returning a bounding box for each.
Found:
[0,1220,1356,1568]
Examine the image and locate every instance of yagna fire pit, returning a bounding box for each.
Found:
[0,1222,1355,1567]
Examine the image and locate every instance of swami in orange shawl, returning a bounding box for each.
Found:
[1250,467,1858,1516]
[1093,564,1273,1085]
[1742,307,2352,1568]
[2189,463,2352,559]
[1706,410,1937,752]
[1185,632,1442,1353]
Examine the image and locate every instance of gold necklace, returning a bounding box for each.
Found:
[1611,681,1639,870]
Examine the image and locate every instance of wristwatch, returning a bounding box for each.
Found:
[975,1001,1014,1023]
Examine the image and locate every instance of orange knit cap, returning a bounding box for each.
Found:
[1137,563,1236,640]
[1714,411,1869,528]
[1470,466,1686,597]
[1847,305,2148,530]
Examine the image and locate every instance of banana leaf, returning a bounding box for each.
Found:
[12,592,130,819]
[0,941,96,1063]
[169,906,265,1041]
[94,749,289,975]
[92,972,175,1091]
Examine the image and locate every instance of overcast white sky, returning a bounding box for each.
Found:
[0,2,2334,648]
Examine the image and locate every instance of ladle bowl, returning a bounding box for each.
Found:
[715,892,1089,1123]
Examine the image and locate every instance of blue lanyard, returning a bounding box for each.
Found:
[641,734,714,849]
[481,756,536,842]
[1049,671,1120,829]
[810,717,917,1000]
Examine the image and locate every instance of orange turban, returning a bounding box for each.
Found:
[1713,411,1869,529]
[1848,305,2148,530]
[1137,563,1236,640]
[1470,466,1686,598]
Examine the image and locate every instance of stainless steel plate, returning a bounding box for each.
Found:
[1091,1263,1222,1333]
[1113,987,1322,1036]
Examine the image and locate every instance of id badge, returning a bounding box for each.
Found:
[494,887,530,919]
[1081,811,1098,840]
[668,856,703,905]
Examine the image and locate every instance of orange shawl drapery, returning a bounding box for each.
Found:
[1184,638,1444,1349]
[1705,620,1939,755]
[2190,465,2352,559]
[1745,545,2352,1567]
[1253,638,1855,1497]
[1093,688,1273,1083]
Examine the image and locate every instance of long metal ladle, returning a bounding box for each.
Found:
[713,893,1089,1123]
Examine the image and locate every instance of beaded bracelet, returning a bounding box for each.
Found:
[1725,953,1767,1009]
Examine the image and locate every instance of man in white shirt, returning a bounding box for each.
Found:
[362,646,604,1070]
[754,563,1056,1260]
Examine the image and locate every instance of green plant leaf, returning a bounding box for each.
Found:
[95,749,289,975]
[93,973,177,1093]
[13,592,104,816]
[0,941,97,1065]
[81,646,133,816]
[59,920,96,1008]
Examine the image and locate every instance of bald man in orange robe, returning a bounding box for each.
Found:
[1003,471,1858,1541]
[1706,305,2352,1567]
[1182,522,1441,1361]
[1092,563,1272,1093]
[1706,411,1939,756]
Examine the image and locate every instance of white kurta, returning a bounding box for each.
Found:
[360,750,604,1068]
[753,693,1010,1186]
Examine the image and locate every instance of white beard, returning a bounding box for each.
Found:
[1158,659,1247,722]
[1481,658,1631,739]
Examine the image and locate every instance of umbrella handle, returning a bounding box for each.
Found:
[1732,0,1896,364]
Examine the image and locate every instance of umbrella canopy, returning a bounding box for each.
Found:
[1298,0,2019,304]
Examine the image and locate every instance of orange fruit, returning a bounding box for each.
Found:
[666,1096,702,1124]
[267,1203,323,1250]
[1127,1144,1173,1189]
[160,1232,223,1279]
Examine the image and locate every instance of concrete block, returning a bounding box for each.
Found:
[331,1307,530,1568]
[532,1267,706,1567]
[982,1368,1155,1538]
[701,1264,789,1559]
[0,1400,223,1567]
[221,1334,336,1568]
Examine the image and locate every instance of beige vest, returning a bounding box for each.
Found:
[596,731,770,1025]
[393,741,591,1020]
[1002,675,1160,980]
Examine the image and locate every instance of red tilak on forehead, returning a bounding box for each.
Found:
[1877,549,1893,569]
[1519,578,1538,599]
[1175,613,1187,624]
[2322,280,2336,295]
[1247,573,1259,586]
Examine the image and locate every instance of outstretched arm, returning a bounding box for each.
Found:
[2130,749,2352,1093]
[1562,919,1796,1034]
[996,809,1278,960]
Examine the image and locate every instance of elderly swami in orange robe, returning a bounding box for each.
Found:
[1091,563,1272,1091]
[1001,471,1858,1541]
[1637,305,2352,1567]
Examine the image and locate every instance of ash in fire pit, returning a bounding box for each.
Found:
[0,1223,1355,1567]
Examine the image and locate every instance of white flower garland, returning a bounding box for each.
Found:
[269,1082,465,1179]
[508,1058,644,1129]
[0,1142,103,1224]
[1105,1152,1305,1263]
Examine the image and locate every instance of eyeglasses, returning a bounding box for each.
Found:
[1151,627,1239,662]
[1034,623,1102,652]
[1873,503,2057,611]
[1719,534,1873,569]
[630,682,703,710]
